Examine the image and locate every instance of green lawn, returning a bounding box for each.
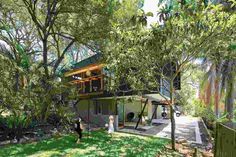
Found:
[0,130,169,157]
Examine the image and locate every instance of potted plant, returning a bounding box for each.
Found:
[146,118,152,126]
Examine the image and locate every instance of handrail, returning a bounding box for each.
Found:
[69,74,104,83]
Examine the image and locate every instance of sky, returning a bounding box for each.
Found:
[143,0,158,25]
[143,0,165,26]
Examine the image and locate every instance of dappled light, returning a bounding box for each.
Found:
[0,130,169,157]
[0,0,236,156]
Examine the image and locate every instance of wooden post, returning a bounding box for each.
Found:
[151,105,158,122]
[141,100,142,124]
[123,99,125,127]
[88,99,90,137]
[115,97,118,130]
[170,80,176,150]
[115,98,118,115]
[101,76,104,91]
[135,99,148,129]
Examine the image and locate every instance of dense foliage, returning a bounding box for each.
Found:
[0,0,144,141]
[104,0,236,149]
[0,0,235,150]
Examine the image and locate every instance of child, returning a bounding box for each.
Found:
[74,118,83,143]
[108,115,114,137]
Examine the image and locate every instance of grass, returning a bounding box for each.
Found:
[0,130,169,157]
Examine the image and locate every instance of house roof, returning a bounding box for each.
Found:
[71,53,101,70]
[63,53,102,76]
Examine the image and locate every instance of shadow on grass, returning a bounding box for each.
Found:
[0,130,169,157]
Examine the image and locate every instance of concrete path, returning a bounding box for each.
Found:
[154,116,202,144]
[118,116,203,145]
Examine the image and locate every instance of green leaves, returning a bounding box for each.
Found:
[229,44,236,51]
[146,12,154,17]
[104,1,236,99]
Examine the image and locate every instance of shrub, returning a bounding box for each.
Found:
[200,107,216,130]
[182,102,195,115]
[187,100,217,129]
[0,115,6,131]
[0,113,32,141]
[218,109,236,123]
[192,100,205,117]
[146,119,152,125]
[201,107,216,122]
[47,113,62,127]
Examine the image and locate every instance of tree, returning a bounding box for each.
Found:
[0,0,117,120]
[0,1,40,93]
[104,2,236,150]
[224,61,236,120]
[199,3,236,118]
[17,0,113,78]
[200,58,236,119]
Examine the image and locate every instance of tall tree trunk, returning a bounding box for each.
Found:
[225,61,235,120]
[41,37,50,121]
[214,63,220,118]
[14,70,20,91]
[170,80,175,150]
[205,82,212,106]
[42,38,49,78]
[214,78,220,117]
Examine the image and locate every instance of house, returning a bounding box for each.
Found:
[64,53,180,130]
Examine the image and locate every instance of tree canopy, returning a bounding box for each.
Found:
[103,1,236,149]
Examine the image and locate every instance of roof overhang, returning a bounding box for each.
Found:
[142,94,170,105]
[92,94,170,105]
[64,63,104,77]
[93,95,141,100]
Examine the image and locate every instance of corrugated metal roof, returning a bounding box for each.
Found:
[72,53,101,69]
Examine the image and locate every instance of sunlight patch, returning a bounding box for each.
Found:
[64,146,97,156]
[28,150,61,157]
[114,132,148,139]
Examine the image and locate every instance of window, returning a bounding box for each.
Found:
[92,79,101,92]
[102,104,109,115]
[84,81,90,93]
[94,101,102,114]
[94,100,116,115]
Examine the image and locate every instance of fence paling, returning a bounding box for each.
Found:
[215,122,236,157]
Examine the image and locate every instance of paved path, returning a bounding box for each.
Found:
[118,116,203,145]
[154,116,202,144]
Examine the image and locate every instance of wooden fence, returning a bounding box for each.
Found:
[214,122,236,157]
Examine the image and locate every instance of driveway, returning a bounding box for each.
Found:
[154,116,202,144]
[118,116,204,145]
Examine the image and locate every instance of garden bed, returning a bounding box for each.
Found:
[0,123,70,146]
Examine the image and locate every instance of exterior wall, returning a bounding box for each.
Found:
[124,100,146,119]
[76,99,118,130]
[75,97,166,129]
[120,99,165,121]
[156,105,163,118]
[147,101,153,119]
[117,99,150,122]
[148,104,165,119]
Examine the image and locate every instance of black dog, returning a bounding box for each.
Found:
[74,118,83,143]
